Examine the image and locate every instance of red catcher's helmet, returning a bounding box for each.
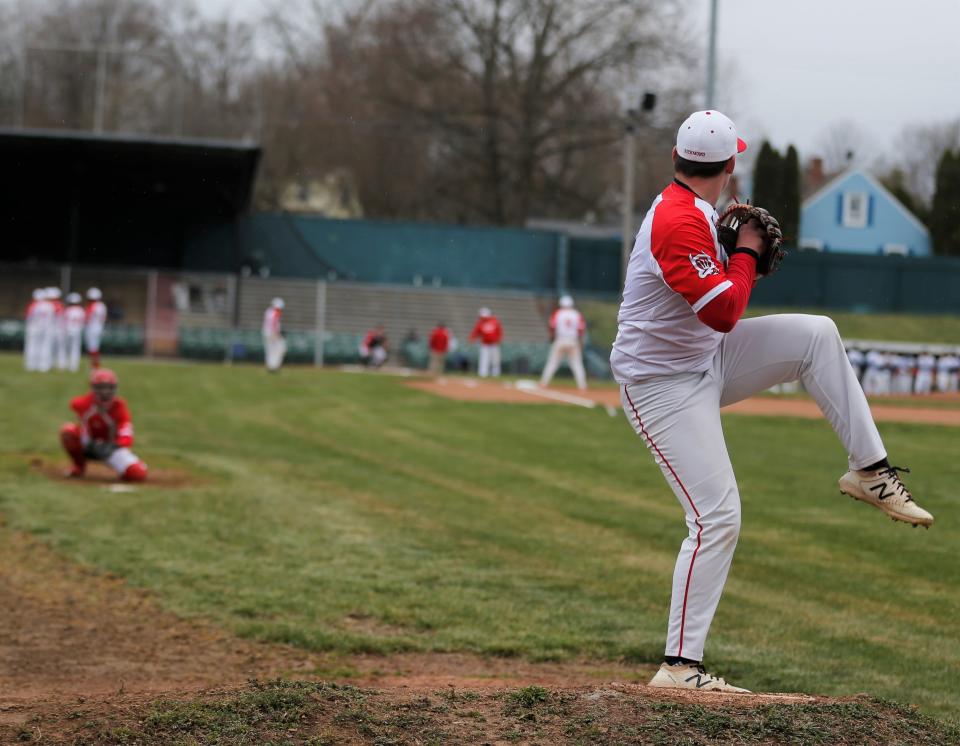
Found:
[90,368,118,403]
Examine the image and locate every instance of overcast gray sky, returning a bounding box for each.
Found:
[197,0,960,165]
[711,0,960,162]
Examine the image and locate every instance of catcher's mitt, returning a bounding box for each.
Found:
[717,203,785,276]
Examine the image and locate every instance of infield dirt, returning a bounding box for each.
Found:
[407,378,960,426]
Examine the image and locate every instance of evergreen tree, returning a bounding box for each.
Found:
[881,168,930,226]
[752,141,783,217]
[781,145,801,243]
[930,150,960,256]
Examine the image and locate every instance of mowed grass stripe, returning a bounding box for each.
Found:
[0,355,957,720]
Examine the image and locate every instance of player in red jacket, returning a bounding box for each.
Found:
[427,322,451,376]
[469,308,503,377]
[60,368,148,481]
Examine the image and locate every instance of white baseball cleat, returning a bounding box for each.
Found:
[838,466,933,528]
[648,662,750,693]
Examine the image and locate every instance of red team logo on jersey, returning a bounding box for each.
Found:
[688,251,719,279]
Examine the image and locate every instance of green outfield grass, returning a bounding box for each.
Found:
[581,301,960,351]
[0,355,958,721]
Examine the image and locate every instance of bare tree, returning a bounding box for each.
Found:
[881,119,960,206]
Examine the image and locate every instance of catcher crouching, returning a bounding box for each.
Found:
[60,368,148,482]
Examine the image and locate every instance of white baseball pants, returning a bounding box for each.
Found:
[620,314,885,662]
[914,371,933,395]
[85,325,103,354]
[64,330,83,371]
[264,333,287,371]
[540,341,587,390]
[478,344,501,377]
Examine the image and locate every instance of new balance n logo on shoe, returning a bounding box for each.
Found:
[869,482,895,501]
[684,673,712,689]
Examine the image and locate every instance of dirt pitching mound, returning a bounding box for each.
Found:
[2,524,954,744]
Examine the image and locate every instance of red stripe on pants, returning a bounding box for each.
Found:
[623,385,703,658]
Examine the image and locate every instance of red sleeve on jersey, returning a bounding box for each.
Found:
[651,213,730,310]
[469,320,482,341]
[695,253,757,333]
[113,399,134,447]
[70,394,90,417]
[549,310,559,330]
[578,312,586,337]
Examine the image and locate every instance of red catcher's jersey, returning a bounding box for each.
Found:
[470,317,503,345]
[429,326,451,353]
[70,393,134,447]
[611,181,734,381]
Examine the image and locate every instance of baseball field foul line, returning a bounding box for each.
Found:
[512,380,599,409]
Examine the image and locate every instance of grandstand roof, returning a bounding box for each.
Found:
[0,127,260,267]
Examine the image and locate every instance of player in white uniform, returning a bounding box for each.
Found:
[62,293,87,372]
[914,353,935,395]
[539,295,588,390]
[845,347,865,383]
[29,289,56,372]
[24,289,45,371]
[612,110,933,693]
[861,349,887,395]
[262,297,287,372]
[85,287,108,369]
[937,353,960,393]
[893,354,916,395]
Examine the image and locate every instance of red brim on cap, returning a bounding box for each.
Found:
[737,138,747,153]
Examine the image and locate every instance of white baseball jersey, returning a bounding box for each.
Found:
[550,308,585,343]
[611,182,731,382]
[262,306,282,336]
[86,300,107,330]
[64,305,86,333]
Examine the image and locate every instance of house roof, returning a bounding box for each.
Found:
[802,167,929,236]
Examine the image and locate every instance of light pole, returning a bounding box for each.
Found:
[706,0,718,108]
[621,92,657,281]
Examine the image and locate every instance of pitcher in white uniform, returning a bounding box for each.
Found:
[539,295,587,390]
[612,110,933,694]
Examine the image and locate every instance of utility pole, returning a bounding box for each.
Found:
[621,117,637,279]
[706,0,719,108]
[93,47,108,132]
[621,92,657,282]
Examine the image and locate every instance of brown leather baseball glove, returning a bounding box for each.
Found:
[717,203,785,276]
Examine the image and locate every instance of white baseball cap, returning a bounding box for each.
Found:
[271,297,285,309]
[67,292,82,304]
[479,307,491,317]
[676,110,747,163]
[559,295,574,308]
[87,287,102,300]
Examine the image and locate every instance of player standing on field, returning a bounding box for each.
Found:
[62,293,87,372]
[85,287,107,369]
[262,297,286,373]
[539,295,587,390]
[428,322,451,377]
[469,307,503,377]
[612,110,934,693]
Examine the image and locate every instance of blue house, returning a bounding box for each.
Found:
[799,169,931,256]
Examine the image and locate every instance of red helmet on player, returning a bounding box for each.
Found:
[90,368,118,404]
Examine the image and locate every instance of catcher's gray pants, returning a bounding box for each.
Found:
[620,314,885,662]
